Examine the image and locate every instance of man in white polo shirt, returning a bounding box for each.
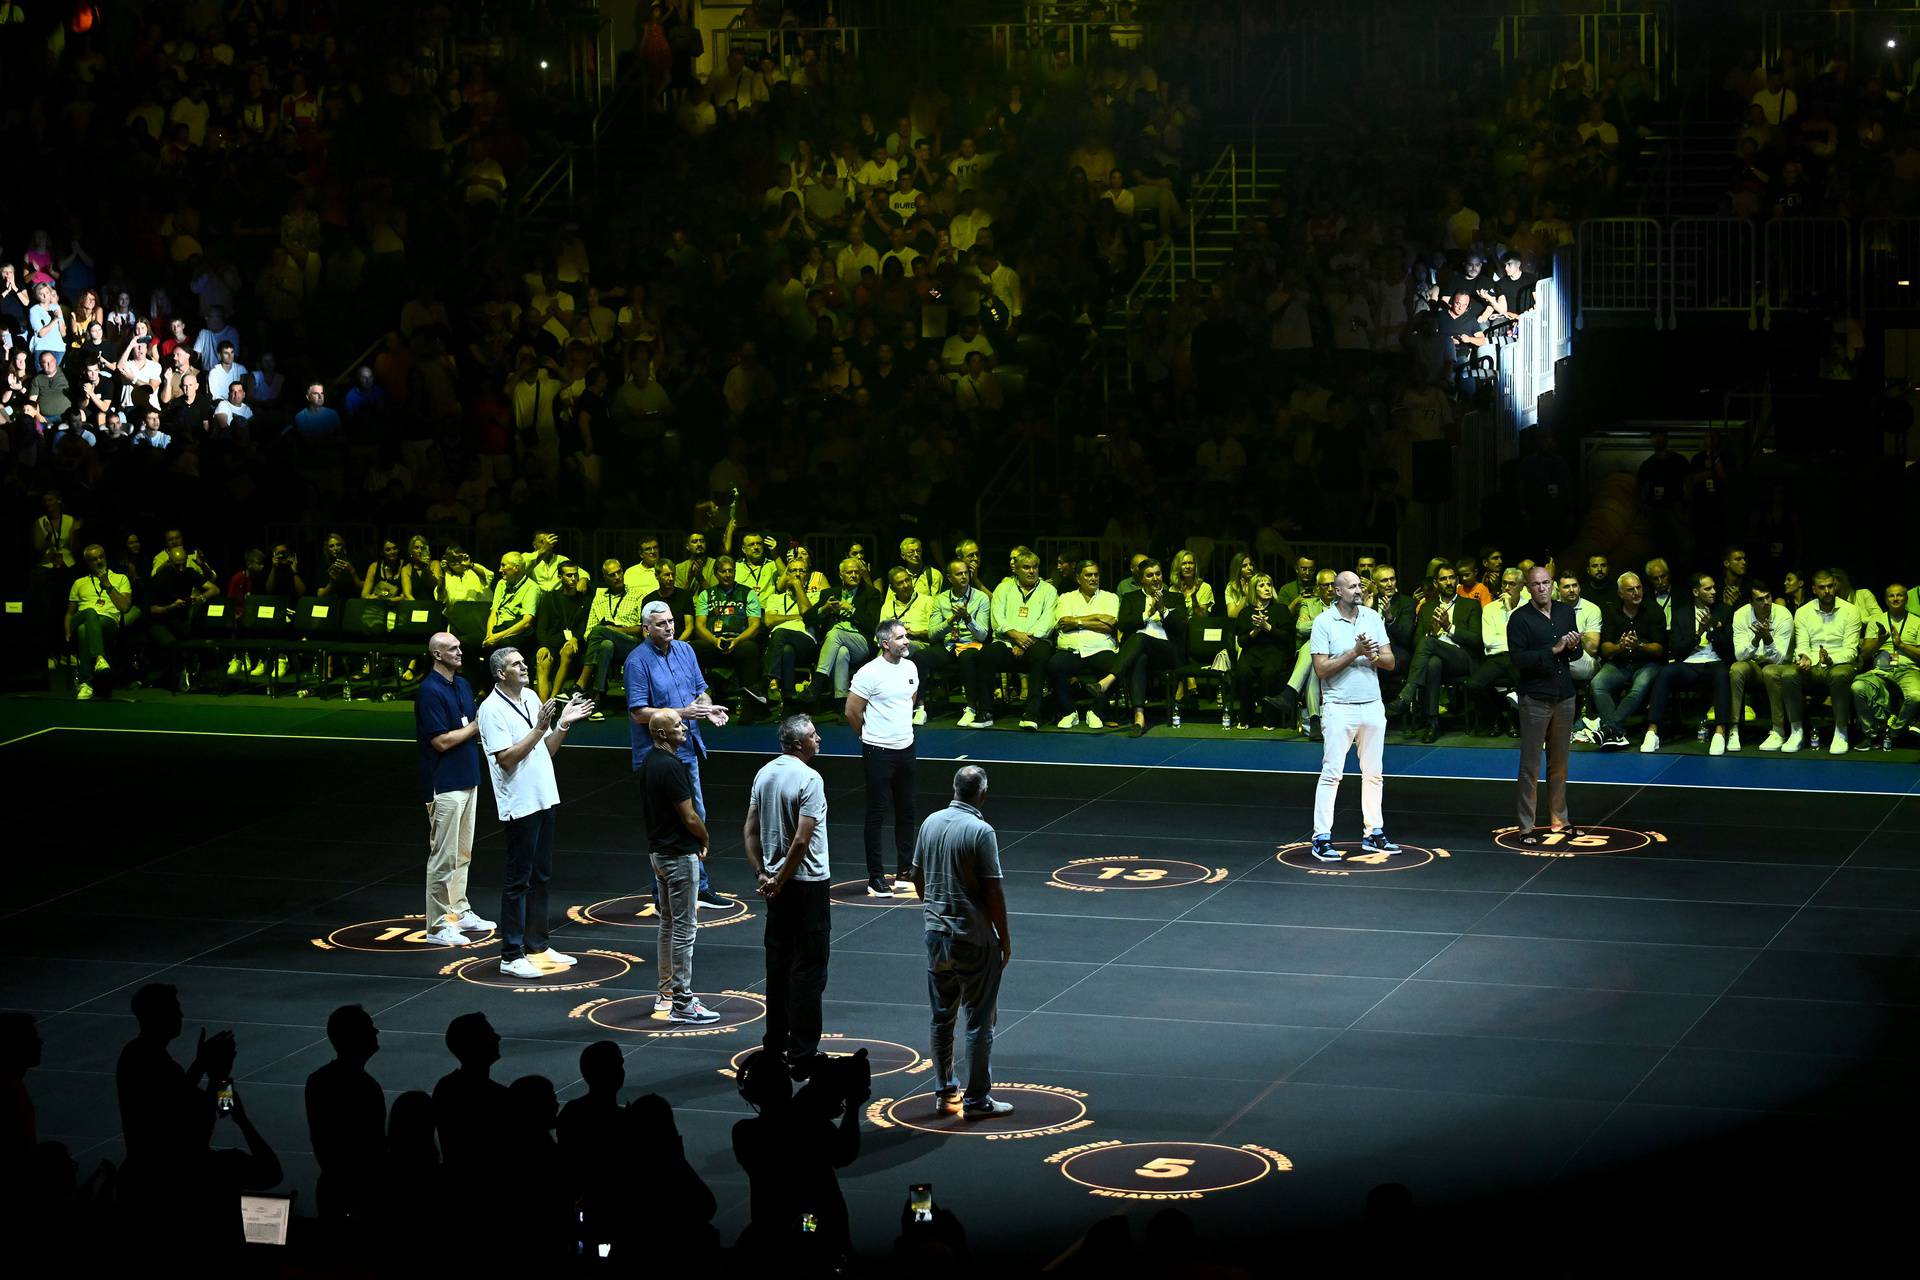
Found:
[847,618,920,897]
[1307,571,1398,862]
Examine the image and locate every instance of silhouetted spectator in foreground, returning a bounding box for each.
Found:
[506,1075,571,1262]
[731,1047,862,1267]
[304,1004,384,1229]
[619,1092,717,1263]
[378,1090,443,1253]
[175,1079,284,1252]
[558,1040,625,1252]
[431,1013,507,1173]
[115,983,233,1173]
[1,1011,76,1242]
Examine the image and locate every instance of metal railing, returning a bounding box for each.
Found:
[1764,216,1852,321]
[1861,216,1920,312]
[1669,216,1758,328]
[1576,217,1665,329]
[713,21,1179,82]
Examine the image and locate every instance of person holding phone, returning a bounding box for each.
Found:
[477,647,595,980]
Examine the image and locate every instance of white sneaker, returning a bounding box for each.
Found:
[226,657,242,676]
[654,995,672,1013]
[1722,732,1739,753]
[275,657,289,678]
[454,911,495,931]
[530,948,576,966]
[957,707,977,728]
[1830,732,1848,756]
[95,656,111,673]
[1086,711,1104,729]
[1582,716,1600,734]
[75,682,93,701]
[424,926,469,946]
[499,957,545,979]
[1056,712,1080,728]
[249,661,266,677]
[1709,734,1726,757]
[912,705,926,726]
[891,878,915,894]
[1641,728,1660,753]
[1758,730,1784,751]
[1782,728,1803,752]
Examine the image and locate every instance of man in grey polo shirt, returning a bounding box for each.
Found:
[1308,570,1398,862]
[910,766,1012,1120]
[743,714,832,1076]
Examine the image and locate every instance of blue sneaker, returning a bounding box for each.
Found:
[1309,836,1343,862]
[1360,830,1401,854]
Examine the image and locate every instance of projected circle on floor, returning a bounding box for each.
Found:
[1048,1141,1294,1199]
[571,989,767,1037]
[865,1083,1092,1140]
[566,892,753,929]
[1493,825,1658,856]
[829,878,922,907]
[1050,856,1228,892]
[719,1035,931,1080]
[443,950,641,991]
[1275,841,1438,874]
[315,914,495,952]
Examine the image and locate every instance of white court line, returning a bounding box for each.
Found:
[11,724,1918,798]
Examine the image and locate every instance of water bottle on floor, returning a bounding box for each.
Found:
[1808,725,1823,752]
[1170,707,1182,729]
[1696,719,1710,743]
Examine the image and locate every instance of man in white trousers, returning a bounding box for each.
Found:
[1308,571,1398,861]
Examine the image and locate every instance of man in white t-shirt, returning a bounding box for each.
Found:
[744,713,833,1074]
[847,619,920,897]
[1307,571,1397,861]
[476,647,595,979]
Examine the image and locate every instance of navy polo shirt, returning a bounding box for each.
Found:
[415,670,482,801]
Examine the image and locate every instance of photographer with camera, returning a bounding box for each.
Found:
[731,1046,866,1268]
[744,714,832,1075]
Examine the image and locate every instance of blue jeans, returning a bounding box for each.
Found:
[815,625,873,697]
[651,746,712,902]
[926,932,1003,1105]
[1593,661,1660,736]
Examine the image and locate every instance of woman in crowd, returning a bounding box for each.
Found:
[363,539,409,599]
[1231,573,1294,729]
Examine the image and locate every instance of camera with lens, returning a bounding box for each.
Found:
[804,1047,871,1107]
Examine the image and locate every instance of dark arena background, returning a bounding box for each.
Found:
[3,0,1917,1273]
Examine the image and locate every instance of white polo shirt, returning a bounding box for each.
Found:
[1310,604,1389,705]
[1055,589,1120,657]
[477,685,561,821]
[850,653,917,748]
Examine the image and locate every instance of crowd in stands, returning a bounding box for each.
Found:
[0,986,1259,1272]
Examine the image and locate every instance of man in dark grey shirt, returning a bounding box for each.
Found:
[910,766,1012,1119]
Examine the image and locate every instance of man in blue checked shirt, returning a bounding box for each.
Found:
[626,601,732,919]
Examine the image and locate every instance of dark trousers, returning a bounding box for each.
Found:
[1111,632,1176,709]
[691,634,765,701]
[1516,693,1574,833]
[959,639,1054,716]
[1648,659,1732,728]
[579,625,638,696]
[1466,653,1517,726]
[1047,648,1116,716]
[763,878,831,1067]
[1231,644,1293,718]
[499,805,557,960]
[1418,642,1474,716]
[862,741,916,879]
[765,629,818,694]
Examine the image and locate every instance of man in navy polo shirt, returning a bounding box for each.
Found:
[626,601,731,914]
[415,632,495,946]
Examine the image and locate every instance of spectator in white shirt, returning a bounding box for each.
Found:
[1466,567,1524,735]
[1751,67,1798,127]
[206,341,248,400]
[1557,573,1604,691]
[1049,561,1120,728]
[1731,579,1797,751]
[1788,569,1862,753]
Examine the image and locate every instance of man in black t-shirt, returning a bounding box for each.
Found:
[533,561,592,702]
[639,711,720,1024]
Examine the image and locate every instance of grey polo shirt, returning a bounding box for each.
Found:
[911,800,1002,948]
[1309,604,1388,705]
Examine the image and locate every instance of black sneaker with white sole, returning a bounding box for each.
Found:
[962,1097,1013,1119]
[697,889,730,910]
[1360,830,1401,854]
[866,878,894,897]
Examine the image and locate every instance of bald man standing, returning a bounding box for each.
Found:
[1308,571,1397,861]
[415,632,494,946]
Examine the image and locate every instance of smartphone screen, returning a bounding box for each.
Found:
[909,1183,933,1223]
